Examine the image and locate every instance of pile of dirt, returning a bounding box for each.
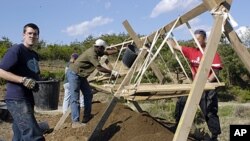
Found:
[0,99,179,141]
[44,102,175,141]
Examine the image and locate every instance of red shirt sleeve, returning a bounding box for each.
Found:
[212,53,223,69]
[181,46,191,59]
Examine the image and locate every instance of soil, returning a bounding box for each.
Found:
[0,96,180,141]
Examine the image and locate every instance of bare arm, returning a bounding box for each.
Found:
[104,47,118,55]
[0,68,23,83]
[167,38,181,51]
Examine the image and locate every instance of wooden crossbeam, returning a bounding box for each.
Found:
[173,8,225,141]
[126,94,189,101]
[122,20,165,84]
[123,83,224,95]
[109,3,208,50]
[224,21,250,72]
[203,0,225,11]
[149,63,165,84]
[54,108,71,130]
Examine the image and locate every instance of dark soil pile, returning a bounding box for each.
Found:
[44,102,175,141]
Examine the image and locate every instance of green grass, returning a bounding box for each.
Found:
[218,105,234,117]
[125,99,250,141]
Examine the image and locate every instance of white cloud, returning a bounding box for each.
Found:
[150,0,199,18]
[63,16,113,36]
[105,1,111,9]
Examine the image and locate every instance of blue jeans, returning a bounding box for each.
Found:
[62,83,84,114]
[5,99,45,141]
[67,69,93,122]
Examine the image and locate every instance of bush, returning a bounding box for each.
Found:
[0,78,6,86]
[229,86,250,102]
[40,70,64,81]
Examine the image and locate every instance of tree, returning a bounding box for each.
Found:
[0,36,12,58]
[238,26,250,48]
[218,44,250,86]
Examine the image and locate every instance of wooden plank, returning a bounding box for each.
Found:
[123,20,143,48]
[87,69,99,82]
[109,3,207,49]
[125,83,224,94]
[173,15,225,141]
[126,94,189,101]
[143,3,207,44]
[123,20,165,83]
[224,22,250,73]
[149,63,165,84]
[89,83,112,94]
[116,20,150,93]
[54,108,71,130]
[219,0,250,72]
[203,0,225,11]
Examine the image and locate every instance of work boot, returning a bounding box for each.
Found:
[82,115,93,123]
[72,122,86,128]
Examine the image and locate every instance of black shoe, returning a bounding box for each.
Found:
[82,115,93,123]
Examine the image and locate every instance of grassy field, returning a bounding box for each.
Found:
[125,99,250,141]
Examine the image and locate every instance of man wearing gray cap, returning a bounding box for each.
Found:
[67,39,119,128]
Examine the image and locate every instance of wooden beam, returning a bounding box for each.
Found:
[149,63,165,84]
[123,20,165,83]
[143,3,207,44]
[203,0,225,11]
[123,20,143,48]
[89,83,112,94]
[54,108,71,130]
[126,94,189,101]
[173,15,225,141]
[223,17,250,73]
[109,3,208,49]
[124,83,224,94]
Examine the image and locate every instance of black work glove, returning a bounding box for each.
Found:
[22,77,39,91]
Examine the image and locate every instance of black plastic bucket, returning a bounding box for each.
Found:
[33,80,60,110]
[122,45,139,68]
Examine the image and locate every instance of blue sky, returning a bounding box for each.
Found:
[0,0,249,45]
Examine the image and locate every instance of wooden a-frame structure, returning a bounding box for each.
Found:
[53,0,250,140]
[87,0,250,140]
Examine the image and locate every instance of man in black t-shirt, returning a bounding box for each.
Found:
[0,23,45,141]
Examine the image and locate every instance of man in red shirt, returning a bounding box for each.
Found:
[167,29,222,141]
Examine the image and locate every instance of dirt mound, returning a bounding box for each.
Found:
[44,102,175,141]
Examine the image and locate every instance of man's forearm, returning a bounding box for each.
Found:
[0,69,23,83]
